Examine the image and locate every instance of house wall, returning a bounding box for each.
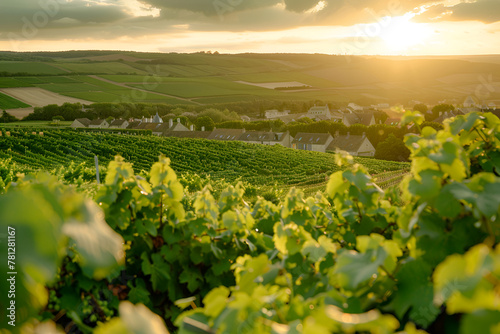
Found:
[71,120,85,128]
[357,138,376,157]
[89,122,109,129]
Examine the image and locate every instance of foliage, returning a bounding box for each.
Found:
[426,104,455,122]
[0,111,499,334]
[0,110,18,123]
[413,103,428,114]
[375,133,411,161]
[195,116,215,131]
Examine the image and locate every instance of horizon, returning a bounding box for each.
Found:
[2,50,500,57]
[1,0,500,55]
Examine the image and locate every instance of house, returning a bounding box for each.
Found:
[238,131,292,148]
[70,118,91,128]
[292,132,333,153]
[153,119,189,136]
[343,112,376,127]
[433,111,460,124]
[207,129,245,141]
[384,118,401,127]
[109,119,129,129]
[88,119,109,128]
[347,103,364,112]
[327,133,375,157]
[152,112,163,124]
[135,123,161,131]
[307,105,332,120]
[463,96,478,108]
[265,110,290,119]
[273,113,307,124]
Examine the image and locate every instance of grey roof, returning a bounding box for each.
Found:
[327,135,371,152]
[152,112,162,123]
[433,111,457,124]
[127,121,141,129]
[384,118,401,126]
[238,131,286,142]
[90,119,107,126]
[154,122,189,133]
[207,129,245,141]
[110,119,127,126]
[343,113,374,126]
[134,123,161,130]
[75,118,91,126]
[292,132,332,145]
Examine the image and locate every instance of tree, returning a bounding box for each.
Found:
[413,103,428,114]
[375,133,410,161]
[427,104,455,122]
[0,110,17,123]
[195,116,215,131]
[373,110,389,124]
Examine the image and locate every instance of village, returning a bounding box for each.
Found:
[69,95,500,157]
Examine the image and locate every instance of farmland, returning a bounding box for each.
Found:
[0,91,30,109]
[0,129,409,193]
[0,51,499,112]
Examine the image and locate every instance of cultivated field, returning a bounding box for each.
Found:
[0,87,91,107]
[0,92,30,109]
[0,52,499,110]
[235,81,310,89]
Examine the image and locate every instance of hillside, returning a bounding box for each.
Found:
[0,51,499,117]
[0,129,408,192]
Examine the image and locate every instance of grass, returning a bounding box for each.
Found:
[0,120,72,127]
[0,92,31,109]
[128,77,286,98]
[0,78,32,88]
[54,62,148,75]
[37,83,103,93]
[0,61,66,75]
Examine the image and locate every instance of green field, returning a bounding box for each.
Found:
[0,92,30,109]
[52,62,147,75]
[0,51,500,106]
[0,61,67,75]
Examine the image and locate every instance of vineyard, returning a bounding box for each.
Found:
[0,129,408,191]
[1,111,499,334]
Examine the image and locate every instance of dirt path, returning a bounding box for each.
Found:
[89,75,203,105]
[5,107,34,119]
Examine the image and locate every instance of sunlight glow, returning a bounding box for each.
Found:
[379,15,433,51]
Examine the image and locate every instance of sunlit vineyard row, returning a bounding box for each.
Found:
[0,129,408,188]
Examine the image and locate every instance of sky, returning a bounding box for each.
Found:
[0,0,499,55]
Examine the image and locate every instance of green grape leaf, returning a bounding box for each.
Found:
[460,310,500,334]
[62,200,125,279]
[331,247,387,290]
[141,252,171,292]
[119,302,170,334]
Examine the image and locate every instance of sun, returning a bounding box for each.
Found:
[379,15,432,52]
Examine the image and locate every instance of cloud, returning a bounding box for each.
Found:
[1,0,498,45]
[416,0,500,23]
